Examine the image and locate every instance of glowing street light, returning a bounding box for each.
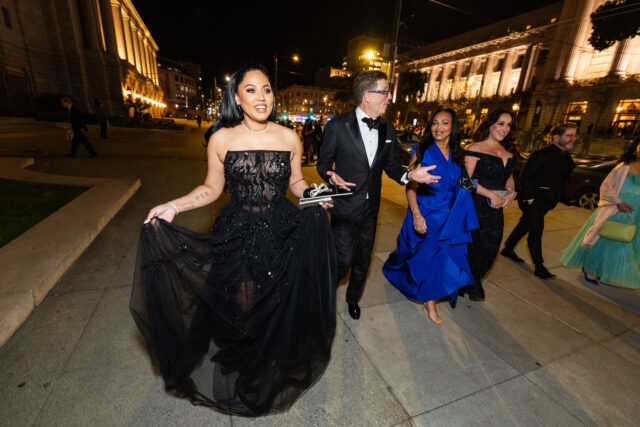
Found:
[274,54,300,94]
[365,50,375,59]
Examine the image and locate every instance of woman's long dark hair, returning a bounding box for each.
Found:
[471,108,518,153]
[204,64,276,143]
[413,108,464,167]
[621,137,640,164]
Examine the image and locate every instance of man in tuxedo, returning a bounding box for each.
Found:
[501,122,577,279]
[316,71,438,320]
[61,96,98,158]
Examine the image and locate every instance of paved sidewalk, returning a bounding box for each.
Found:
[0,119,638,426]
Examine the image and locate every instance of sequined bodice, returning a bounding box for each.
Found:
[224,150,291,209]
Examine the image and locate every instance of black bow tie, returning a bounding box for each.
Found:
[361,117,380,130]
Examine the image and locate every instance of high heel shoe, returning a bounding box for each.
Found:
[582,268,599,285]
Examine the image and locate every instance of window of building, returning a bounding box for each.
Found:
[512,54,525,69]
[536,48,550,65]
[2,6,12,29]
[174,75,178,81]
[563,101,588,124]
[612,99,640,136]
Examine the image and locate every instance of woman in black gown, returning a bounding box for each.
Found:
[462,109,518,301]
[130,65,337,416]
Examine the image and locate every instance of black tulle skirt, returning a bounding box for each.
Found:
[130,201,337,416]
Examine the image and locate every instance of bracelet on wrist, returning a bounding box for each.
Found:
[167,201,179,215]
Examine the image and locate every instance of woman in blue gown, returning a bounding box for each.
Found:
[383,108,479,325]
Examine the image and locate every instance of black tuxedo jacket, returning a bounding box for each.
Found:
[317,109,406,221]
[518,144,575,211]
[69,105,88,133]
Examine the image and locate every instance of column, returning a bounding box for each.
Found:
[609,37,632,77]
[121,9,135,65]
[438,65,452,100]
[151,50,159,85]
[516,44,538,93]
[142,39,151,79]
[451,62,464,99]
[561,0,596,82]
[110,1,126,59]
[130,22,142,72]
[138,33,148,76]
[100,0,118,54]
[497,51,516,96]
[427,67,439,102]
[481,55,497,97]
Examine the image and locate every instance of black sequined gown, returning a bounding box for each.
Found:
[465,150,517,291]
[130,150,337,416]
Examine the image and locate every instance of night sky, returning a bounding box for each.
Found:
[133,0,559,87]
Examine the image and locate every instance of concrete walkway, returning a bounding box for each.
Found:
[0,119,638,426]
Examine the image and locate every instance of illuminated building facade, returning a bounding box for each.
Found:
[342,35,392,78]
[277,85,347,121]
[0,0,164,117]
[157,57,201,117]
[315,67,352,90]
[395,0,640,137]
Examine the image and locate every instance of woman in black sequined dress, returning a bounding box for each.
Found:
[462,109,518,301]
[130,65,337,416]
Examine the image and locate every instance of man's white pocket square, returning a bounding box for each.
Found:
[385,139,392,143]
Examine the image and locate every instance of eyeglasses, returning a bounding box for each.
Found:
[368,90,390,96]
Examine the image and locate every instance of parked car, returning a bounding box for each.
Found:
[562,155,618,210]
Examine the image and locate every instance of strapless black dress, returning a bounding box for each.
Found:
[130,150,337,416]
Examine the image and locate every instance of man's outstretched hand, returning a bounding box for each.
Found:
[326,171,356,191]
[410,164,440,184]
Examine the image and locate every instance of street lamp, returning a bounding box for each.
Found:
[274,54,299,94]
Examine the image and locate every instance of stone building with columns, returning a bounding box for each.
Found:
[393,0,640,141]
[0,0,164,117]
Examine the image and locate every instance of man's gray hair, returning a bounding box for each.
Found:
[353,71,388,104]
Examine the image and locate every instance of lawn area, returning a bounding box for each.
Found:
[0,179,89,248]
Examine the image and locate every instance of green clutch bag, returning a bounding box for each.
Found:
[598,212,636,243]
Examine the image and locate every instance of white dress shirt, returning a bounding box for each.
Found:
[355,107,378,167]
[353,108,410,197]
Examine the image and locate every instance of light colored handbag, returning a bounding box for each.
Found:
[598,212,636,243]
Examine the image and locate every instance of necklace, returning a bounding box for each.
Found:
[242,120,269,134]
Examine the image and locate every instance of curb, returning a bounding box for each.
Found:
[0,157,140,348]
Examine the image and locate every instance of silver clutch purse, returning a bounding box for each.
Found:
[487,190,512,209]
[299,183,353,208]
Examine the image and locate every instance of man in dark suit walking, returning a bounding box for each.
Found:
[501,122,577,279]
[61,97,98,158]
[317,71,438,319]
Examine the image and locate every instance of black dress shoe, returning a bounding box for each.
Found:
[347,303,360,320]
[468,285,485,301]
[534,265,556,280]
[501,249,525,263]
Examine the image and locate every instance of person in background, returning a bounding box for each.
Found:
[95,99,108,139]
[61,96,98,158]
[560,138,640,288]
[461,109,518,301]
[501,123,577,279]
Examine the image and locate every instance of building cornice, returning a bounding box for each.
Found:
[117,0,159,51]
[402,24,555,72]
